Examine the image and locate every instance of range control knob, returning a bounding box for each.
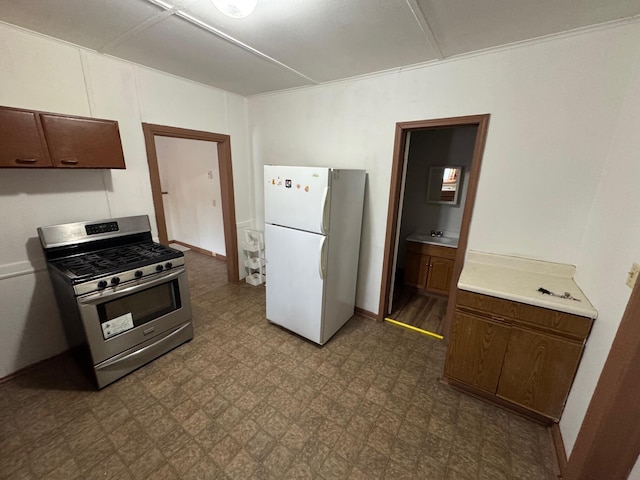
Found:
[156,264,164,272]
[97,280,108,289]
[165,262,173,269]
[111,277,120,285]
[134,270,143,278]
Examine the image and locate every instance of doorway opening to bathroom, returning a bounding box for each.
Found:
[378,114,490,340]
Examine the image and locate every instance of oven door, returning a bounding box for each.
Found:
[77,268,192,364]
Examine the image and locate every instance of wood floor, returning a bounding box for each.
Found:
[389,287,448,336]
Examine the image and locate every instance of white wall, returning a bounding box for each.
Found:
[249,22,639,313]
[631,457,640,480]
[561,47,640,457]
[0,24,253,377]
[156,136,226,256]
[248,20,640,467]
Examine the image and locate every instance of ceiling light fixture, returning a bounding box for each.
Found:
[212,0,257,18]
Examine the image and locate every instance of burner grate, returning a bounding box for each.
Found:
[51,242,181,279]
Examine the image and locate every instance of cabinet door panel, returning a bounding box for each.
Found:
[40,114,125,168]
[404,251,429,289]
[444,312,510,393]
[426,257,454,295]
[0,107,51,167]
[496,327,583,420]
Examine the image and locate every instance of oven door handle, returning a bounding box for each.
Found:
[94,322,192,370]
[78,268,185,305]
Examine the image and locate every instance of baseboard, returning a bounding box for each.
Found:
[550,423,568,479]
[354,306,377,320]
[170,240,226,260]
[0,350,70,385]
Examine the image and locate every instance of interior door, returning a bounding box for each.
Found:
[265,223,326,343]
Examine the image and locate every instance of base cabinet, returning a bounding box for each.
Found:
[404,241,456,296]
[496,327,584,420]
[444,290,593,422]
[445,311,510,393]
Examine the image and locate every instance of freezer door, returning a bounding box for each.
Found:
[264,165,330,234]
[265,223,326,344]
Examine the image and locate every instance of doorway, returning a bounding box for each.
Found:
[142,123,239,284]
[378,114,490,340]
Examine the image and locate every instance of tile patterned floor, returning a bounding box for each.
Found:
[0,250,558,479]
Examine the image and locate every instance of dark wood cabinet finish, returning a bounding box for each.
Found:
[496,326,584,419]
[0,106,125,169]
[445,311,510,393]
[404,250,428,288]
[456,290,591,340]
[40,114,125,169]
[444,290,593,422]
[427,257,455,294]
[404,241,456,296]
[0,107,52,167]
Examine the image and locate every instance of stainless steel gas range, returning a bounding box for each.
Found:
[38,215,193,389]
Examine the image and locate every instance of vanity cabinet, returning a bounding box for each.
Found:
[444,290,593,422]
[0,105,125,169]
[404,241,456,296]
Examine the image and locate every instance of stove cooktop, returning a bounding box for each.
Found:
[49,241,183,281]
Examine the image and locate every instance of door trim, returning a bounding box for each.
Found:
[142,123,239,284]
[378,114,490,341]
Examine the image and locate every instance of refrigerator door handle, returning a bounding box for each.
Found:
[319,236,327,280]
[320,187,330,234]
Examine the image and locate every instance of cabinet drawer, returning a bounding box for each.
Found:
[407,241,456,260]
[456,290,592,340]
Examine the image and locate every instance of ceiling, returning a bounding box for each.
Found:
[1,0,638,96]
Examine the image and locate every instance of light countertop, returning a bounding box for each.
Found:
[458,251,597,319]
[406,232,459,248]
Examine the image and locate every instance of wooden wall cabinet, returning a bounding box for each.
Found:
[444,290,593,423]
[0,106,125,169]
[404,241,456,296]
[0,108,52,167]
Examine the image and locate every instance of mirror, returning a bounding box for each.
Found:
[426,166,463,205]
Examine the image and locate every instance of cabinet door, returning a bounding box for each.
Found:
[496,327,583,420]
[40,114,126,168]
[444,311,511,393]
[0,107,52,167]
[426,257,454,295]
[404,251,429,289]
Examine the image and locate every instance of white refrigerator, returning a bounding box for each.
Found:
[264,165,366,345]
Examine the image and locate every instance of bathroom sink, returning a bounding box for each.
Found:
[407,233,459,247]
